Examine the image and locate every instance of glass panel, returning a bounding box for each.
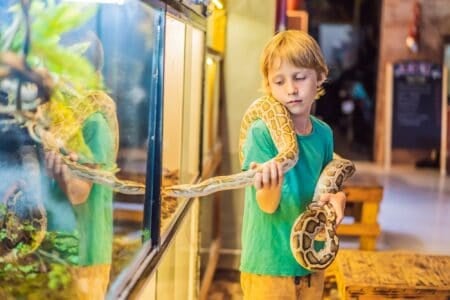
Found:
[161,17,204,235]
[156,199,199,300]
[0,0,164,298]
[161,15,186,232]
[156,21,204,300]
[203,52,221,157]
[199,51,222,275]
[181,26,204,183]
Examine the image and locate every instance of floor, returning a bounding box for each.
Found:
[207,161,450,299]
[356,161,450,255]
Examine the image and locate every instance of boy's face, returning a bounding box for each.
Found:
[268,59,324,118]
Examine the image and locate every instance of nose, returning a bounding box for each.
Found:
[287,80,298,96]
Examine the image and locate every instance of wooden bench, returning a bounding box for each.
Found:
[329,250,450,300]
[338,173,383,250]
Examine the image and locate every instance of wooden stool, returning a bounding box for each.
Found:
[338,173,383,250]
[330,250,450,300]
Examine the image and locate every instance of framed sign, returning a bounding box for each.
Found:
[385,61,447,175]
[391,61,442,149]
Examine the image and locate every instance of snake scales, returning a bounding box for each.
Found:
[0,52,145,262]
[27,90,146,195]
[23,93,355,270]
[0,51,146,195]
[162,95,356,270]
[1,50,355,269]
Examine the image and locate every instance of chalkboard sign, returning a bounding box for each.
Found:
[392,61,442,149]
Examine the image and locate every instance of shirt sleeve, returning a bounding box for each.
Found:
[323,126,334,168]
[82,112,115,169]
[241,119,277,171]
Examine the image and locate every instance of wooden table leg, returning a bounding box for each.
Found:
[359,190,382,250]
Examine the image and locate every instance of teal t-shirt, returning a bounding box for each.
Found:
[240,115,333,276]
[45,112,115,265]
[73,112,115,265]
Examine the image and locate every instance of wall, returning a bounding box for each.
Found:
[217,0,275,269]
[375,0,450,164]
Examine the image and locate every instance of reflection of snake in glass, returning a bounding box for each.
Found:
[0,52,145,263]
[0,51,146,195]
[0,1,146,263]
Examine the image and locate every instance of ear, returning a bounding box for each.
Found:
[317,73,326,86]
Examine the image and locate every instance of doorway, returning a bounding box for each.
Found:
[307,0,381,161]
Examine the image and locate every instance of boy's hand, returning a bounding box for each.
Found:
[317,191,346,225]
[44,150,92,205]
[45,150,78,185]
[250,161,283,213]
[251,161,283,190]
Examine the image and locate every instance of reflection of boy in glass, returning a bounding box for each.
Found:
[44,109,115,298]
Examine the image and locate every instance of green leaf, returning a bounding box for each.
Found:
[32,3,96,40]
[18,264,35,273]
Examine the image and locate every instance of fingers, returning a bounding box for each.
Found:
[45,151,58,177]
[68,152,79,162]
[317,194,330,206]
[60,164,70,182]
[254,171,262,190]
[45,150,71,181]
[317,193,346,225]
[331,200,344,225]
[277,162,283,182]
[253,161,283,190]
[261,162,270,186]
[251,162,262,189]
[270,161,278,185]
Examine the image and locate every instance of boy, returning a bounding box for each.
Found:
[240,30,346,299]
[44,106,115,299]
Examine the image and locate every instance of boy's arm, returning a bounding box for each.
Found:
[242,120,281,213]
[319,126,346,224]
[251,161,283,213]
[318,191,346,225]
[45,151,93,205]
[44,112,113,206]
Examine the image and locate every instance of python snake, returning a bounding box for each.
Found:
[24,92,146,196]
[163,95,356,270]
[290,157,355,270]
[2,50,355,268]
[0,53,145,262]
[162,96,299,197]
[1,51,146,196]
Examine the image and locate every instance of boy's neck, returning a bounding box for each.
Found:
[293,115,312,135]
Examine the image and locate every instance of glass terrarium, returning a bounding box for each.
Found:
[0,0,209,298]
[0,0,209,297]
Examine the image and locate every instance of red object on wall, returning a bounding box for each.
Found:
[275,0,287,32]
[287,0,301,10]
[406,1,421,53]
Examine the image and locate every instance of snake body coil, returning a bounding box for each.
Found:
[162,96,356,270]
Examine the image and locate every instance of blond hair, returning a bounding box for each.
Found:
[260,30,328,98]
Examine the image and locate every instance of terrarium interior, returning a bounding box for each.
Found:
[0,0,205,297]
